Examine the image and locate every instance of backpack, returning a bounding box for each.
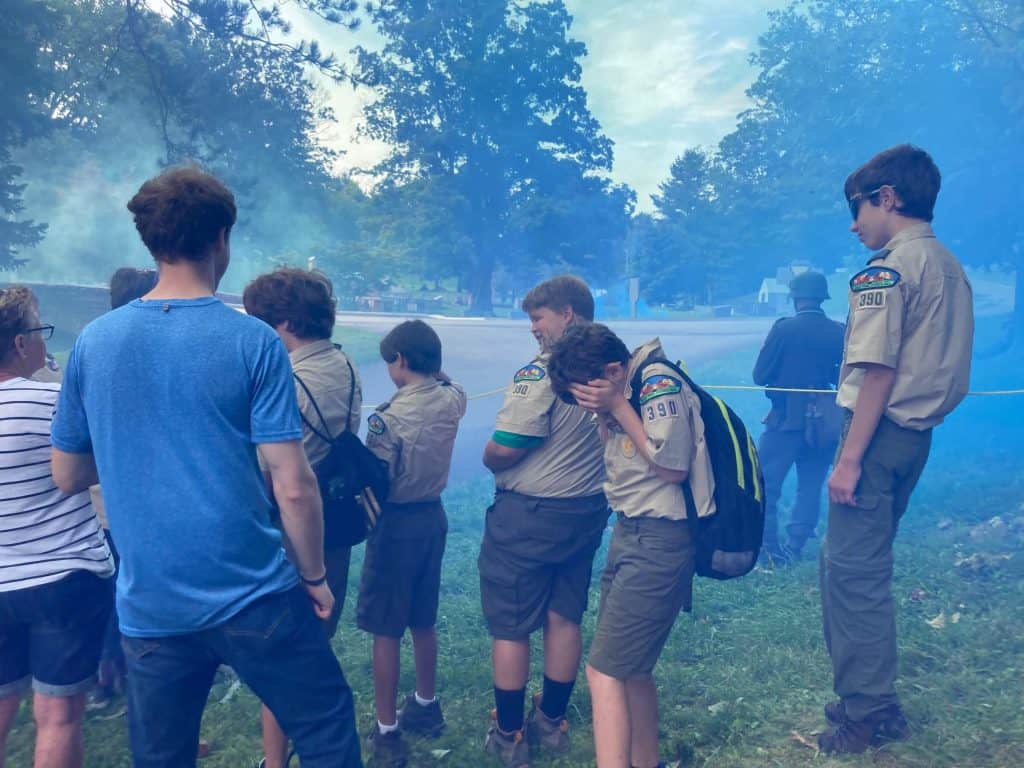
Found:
[628,356,765,580]
[293,358,389,548]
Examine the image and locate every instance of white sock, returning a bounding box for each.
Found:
[378,719,399,735]
[414,691,436,707]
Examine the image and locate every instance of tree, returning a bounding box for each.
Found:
[356,0,619,314]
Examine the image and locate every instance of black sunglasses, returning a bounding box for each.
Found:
[23,324,55,340]
[847,186,890,220]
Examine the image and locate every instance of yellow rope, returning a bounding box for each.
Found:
[361,384,1024,410]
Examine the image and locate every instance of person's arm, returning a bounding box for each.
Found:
[569,379,688,485]
[827,364,896,506]
[482,433,542,471]
[260,439,333,619]
[752,324,782,386]
[51,449,99,494]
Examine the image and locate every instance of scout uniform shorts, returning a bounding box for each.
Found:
[357,500,447,638]
[588,514,695,680]
[478,490,609,640]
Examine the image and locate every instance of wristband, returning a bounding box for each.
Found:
[300,571,328,587]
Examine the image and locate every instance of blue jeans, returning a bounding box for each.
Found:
[122,586,361,768]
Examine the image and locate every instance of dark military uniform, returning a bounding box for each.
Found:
[752,307,845,556]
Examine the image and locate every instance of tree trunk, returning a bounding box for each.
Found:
[467,250,495,315]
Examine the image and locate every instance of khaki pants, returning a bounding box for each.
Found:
[820,417,931,722]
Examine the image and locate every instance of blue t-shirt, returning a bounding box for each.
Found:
[51,298,301,637]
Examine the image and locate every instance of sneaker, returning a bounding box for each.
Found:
[368,728,408,768]
[398,692,446,737]
[824,700,910,745]
[525,693,570,755]
[484,711,529,767]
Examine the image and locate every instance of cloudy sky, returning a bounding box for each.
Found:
[289,1,785,211]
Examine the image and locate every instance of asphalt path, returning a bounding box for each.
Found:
[335,314,773,485]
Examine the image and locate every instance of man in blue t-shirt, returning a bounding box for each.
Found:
[51,167,361,768]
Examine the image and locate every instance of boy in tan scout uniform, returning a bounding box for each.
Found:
[479,276,608,766]
[818,145,973,754]
[548,324,714,768]
[357,320,467,768]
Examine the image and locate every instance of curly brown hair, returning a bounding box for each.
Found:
[243,268,337,340]
[0,286,40,362]
[126,166,237,262]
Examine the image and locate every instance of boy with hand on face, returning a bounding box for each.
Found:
[478,276,608,767]
[818,144,973,754]
[548,323,715,768]
[357,320,466,768]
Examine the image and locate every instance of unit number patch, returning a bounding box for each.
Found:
[855,290,886,310]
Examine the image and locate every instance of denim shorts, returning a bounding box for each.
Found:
[0,571,114,697]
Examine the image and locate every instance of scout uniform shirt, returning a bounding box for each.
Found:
[604,339,715,520]
[366,378,467,504]
[492,351,605,498]
[836,223,973,430]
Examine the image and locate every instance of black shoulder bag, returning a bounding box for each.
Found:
[293,359,389,547]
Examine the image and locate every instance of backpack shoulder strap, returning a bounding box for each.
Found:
[628,355,691,411]
[342,356,356,435]
[293,372,335,444]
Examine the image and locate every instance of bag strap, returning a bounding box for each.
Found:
[293,373,335,445]
[341,355,356,435]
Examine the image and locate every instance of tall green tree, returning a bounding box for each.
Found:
[356,0,620,313]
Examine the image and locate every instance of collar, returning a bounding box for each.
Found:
[390,378,440,404]
[795,308,825,316]
[289,338,337,366]
[869,222,935,263]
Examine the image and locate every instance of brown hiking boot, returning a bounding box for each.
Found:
[367,728,408,768]
[398,692,446,737]
[484,710,529,767]
[818,718,875,755]
[824,700,910,745]
[525,693,570,755]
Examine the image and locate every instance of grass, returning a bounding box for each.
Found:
[5,318,1021,767]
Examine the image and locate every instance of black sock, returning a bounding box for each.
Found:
[540,676,575,720]
[494,686,525,733]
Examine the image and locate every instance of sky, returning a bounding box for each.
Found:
[285,0,786,211]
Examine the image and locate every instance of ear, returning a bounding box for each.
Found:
[560,305,575,323]
[12,333,28,359]
[880,185,900,212]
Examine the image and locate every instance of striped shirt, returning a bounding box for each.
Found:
[0,378,113,592]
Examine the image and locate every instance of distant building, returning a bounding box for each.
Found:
[757,262,816,315]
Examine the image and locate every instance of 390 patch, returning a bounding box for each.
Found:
[850,266,900,292]
[855,290,886,310]
[512,382,531,398]
[513,364,546,384]
[367,413,386,435]
[638,374,682,405]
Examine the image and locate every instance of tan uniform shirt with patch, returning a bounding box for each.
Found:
[366,379,467,504]
[492,352,605,498]
[259,340,362,471]
[605,339,716,521]
[837,223,973,430]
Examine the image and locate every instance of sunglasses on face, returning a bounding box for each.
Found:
[23,324,55,340]
[847,186,889,220]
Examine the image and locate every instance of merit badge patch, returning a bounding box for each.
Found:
[850,267,901,292]
[638,374,682,405]
[514,364,546,384]
[367,413,386,435]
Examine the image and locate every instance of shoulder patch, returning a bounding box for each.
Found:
[638,373,682,405]
[514,363,546,383]
[850,267,901,292]
[367,413,386,435]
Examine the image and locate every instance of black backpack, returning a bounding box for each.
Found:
[293,358,389,548]
[629,356,765,580]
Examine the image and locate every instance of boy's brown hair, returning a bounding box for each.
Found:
[844,144,941,222]
[548,323,630,405]
[126,166,237,262]
[109,267,158,309]
[243,268,337,340]
[521,275,594,321]
[379,319,442,374]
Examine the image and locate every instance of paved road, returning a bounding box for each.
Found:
[335,314,773,485]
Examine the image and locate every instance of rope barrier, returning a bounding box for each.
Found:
[361,384,1024,410]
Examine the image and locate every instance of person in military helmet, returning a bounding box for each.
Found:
[752,270,844,562]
